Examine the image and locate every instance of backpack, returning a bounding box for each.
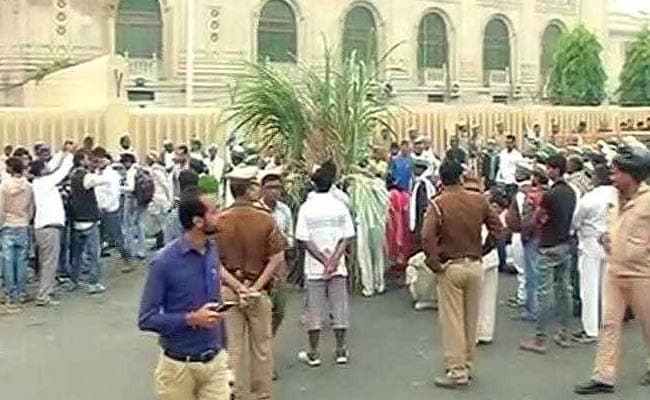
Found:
[134,168,155,206]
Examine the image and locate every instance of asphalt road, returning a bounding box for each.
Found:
[1,265,648,400]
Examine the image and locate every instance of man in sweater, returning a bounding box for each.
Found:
[519,154,577,354]
[0,157,34,311]
[30,149,74,306]
[575,146,650,394]
[69,149,111,294]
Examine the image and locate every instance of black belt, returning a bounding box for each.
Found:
[164,348,221,363]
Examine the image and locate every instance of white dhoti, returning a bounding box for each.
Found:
[406,252,438,310]
[510,233,526,303]
[578,238,606,338]
[477,249,499,343]
[357,223,388,297]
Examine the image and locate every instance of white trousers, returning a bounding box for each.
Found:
[578,245,606,337]
[477,264,498,342]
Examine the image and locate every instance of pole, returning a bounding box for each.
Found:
[185,0,195,107]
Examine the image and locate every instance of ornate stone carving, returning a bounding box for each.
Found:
[476,0,522,10]
[535,0,577,14]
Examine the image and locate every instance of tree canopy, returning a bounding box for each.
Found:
[548,25,607,106]
[617,28,650,107]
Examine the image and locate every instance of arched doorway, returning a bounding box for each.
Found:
[115,0,162,60]
[540,23,564,93]
[482,18,511,86]
[342,5,377,64]
[257,0,298,63]
[417,12,449,84]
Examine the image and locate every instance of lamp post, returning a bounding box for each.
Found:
[185,0,195,107]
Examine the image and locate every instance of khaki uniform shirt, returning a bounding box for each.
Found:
[422,185,503,269]
[216,200,284,286]
[608,183,650,279]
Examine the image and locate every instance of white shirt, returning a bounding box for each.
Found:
[95,166,122,213]
[209,155,226,182]
[122,165,137,194]
[32,153,74,229]
[296,192,355,280]
[496,148,523,185]
[572,185,617,251]
[73,170,111,230]
[162,151,175,172]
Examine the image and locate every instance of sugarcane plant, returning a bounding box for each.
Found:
[228,42,403,292]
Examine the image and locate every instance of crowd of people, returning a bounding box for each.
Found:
[0,134,226,312]
[1,116,650,399]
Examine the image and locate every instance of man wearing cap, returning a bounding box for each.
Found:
[217,165,284,400]
[422,160,504,389]
[575,145,650,394]
[570,165,616,344]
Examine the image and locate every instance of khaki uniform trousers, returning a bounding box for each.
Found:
[223,286,274,400]
[437,259,483,380]
[593,275,650,385]
[154,351,231,400]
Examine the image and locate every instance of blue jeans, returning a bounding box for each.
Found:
[522,239,539,315]
[123,197,145,258]
[2,227,29,301]
[536,243,571,338]
[70,224,101,285]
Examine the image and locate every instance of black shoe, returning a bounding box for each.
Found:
[574,380,615,395]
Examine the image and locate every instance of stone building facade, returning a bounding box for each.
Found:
[0,0,647,107]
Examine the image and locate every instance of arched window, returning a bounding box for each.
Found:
[540,23,563,85]
[257,0,298,63]
[342,6,377,64]
[115,0,162,59]
[483,18,511,84]
[417,12,449,82]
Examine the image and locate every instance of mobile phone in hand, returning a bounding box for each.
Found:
[209,301,237,313]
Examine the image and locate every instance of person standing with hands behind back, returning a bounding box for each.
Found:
[217,166,285,400]
[422,160,504,389]
[138,190,230,400]
[295,162,356,367]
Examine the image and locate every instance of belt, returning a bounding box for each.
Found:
[164,348,221,363]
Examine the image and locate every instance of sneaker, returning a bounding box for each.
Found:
[553,332,573,348]
[335,348,350,365]
[511,311,536,322]
[87,284,106,295]
[120,261,135,273]
[519,337,547,354]
[4,302,22,314]
[574,380,615,395]
[571,331,597,344]
[298,350,322,367]
[35,297,61,307]
[18,294,33,304]
[434,375,470,389]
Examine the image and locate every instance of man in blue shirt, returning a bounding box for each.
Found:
[138,189,230,400]
[388,140,413,191]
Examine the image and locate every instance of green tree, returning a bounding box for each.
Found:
[548,25,607,106]
[618,28,650,107]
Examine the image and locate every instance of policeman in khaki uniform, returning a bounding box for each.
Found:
[216,166,285,400]
[575,145,650,395]
[422,160,504,389]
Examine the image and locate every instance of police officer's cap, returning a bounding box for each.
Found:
[226,165,259,182]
